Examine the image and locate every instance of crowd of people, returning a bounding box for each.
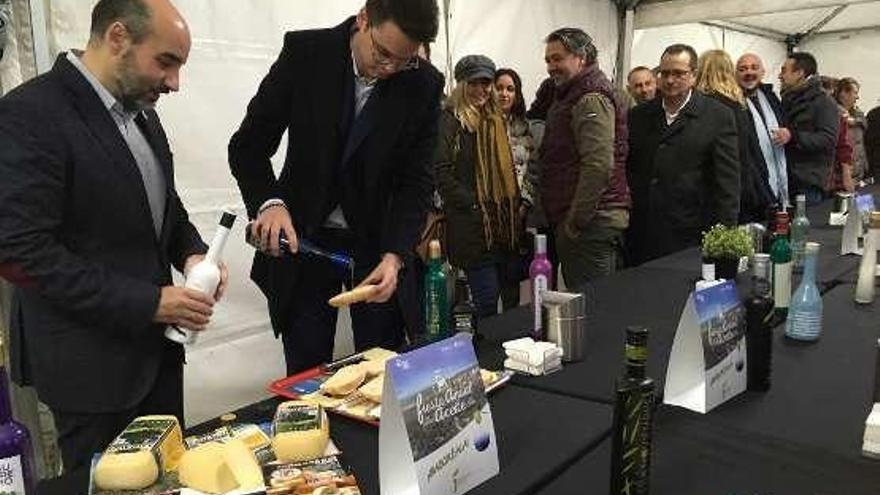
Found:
[424,33,880,325]
[1,0,879,479]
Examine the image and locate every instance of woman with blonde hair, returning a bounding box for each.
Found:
[435,55,521,319]
[697,49,774,222]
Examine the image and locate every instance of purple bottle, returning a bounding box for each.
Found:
[0,354,36,494]
[529,234,554,340]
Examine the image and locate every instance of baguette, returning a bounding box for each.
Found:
[328,285,379,307]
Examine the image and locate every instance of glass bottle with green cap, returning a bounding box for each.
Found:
[610,326,654,495]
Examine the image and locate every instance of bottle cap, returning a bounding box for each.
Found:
[534,234,547,254]
[429,239,442,259]
[701,263,715,282]
[796,194,806,204]
[805,241,820,254]
[219,211,237,229]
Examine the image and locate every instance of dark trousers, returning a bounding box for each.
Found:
[553,222,624,293]
[51,346,183,473]
[466,256,521,319]
[280,228,405,376]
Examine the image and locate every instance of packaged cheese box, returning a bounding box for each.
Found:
[262,455,361,495]
[93,415,185,491]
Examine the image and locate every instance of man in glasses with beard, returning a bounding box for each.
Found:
[229,0,443,375]
[0,0,220,474]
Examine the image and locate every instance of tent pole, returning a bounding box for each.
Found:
[27,0,49,74]
[615,7,635,88]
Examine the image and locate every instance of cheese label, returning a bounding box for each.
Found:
[263,455,360,494]
[0,455,26,494]
[274,404,324,434]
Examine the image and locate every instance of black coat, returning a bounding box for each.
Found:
[782,77,840,191]
[707,93,775,223]
[0,55,205,413]
[228,18,443,335]
[627,91,741,264]
[865,106,880,179]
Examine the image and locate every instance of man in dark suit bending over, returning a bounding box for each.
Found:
[0,0,224,472]
[229,0,443,374]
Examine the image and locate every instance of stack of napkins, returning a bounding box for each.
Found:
[502,337,563,376]
[863,403,880,459]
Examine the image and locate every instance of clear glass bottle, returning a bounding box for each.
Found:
[855,212,880,304]
[424,240,449,338]
[771,211,792,321]
[745,253,774,391]
[610,326,654,495]
[785,242,823,342]
[790,194,810,273]
[529,234,553,340]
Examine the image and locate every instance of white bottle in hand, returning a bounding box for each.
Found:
[165,211,236,344]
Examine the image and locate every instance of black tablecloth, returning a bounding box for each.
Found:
[477,266,697,404]
[685,283,880,455]
[87,386,610,495]
[537,407,880,495]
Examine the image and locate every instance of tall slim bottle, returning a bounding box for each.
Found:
[855,212,880,304]
[785,242,823,341]
[529,234,553,340]
[771,211,792,321]
[424,240,449,338]
[0,340,36,494]
[451,269,477,335]
[791,194,811,273]
[745,253,774,391]
[610,326,654,495]
[165,211,236,344]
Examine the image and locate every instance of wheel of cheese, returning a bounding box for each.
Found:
[271,401,331,462]
[320,364,367,396]
[223,438,264,491]
[358,375,384,403]
[94,415,184,491]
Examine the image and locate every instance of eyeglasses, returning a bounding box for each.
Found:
[368,26,419,72]
[659,69,692,80]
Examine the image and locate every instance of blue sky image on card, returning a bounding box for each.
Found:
[388,333,478,400]
[694,281,741,324]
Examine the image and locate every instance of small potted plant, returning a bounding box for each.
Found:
[702,224,754,280]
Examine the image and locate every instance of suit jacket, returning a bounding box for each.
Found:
[228,18,443,335]
[627,91,741,264]
[0,55,206,413]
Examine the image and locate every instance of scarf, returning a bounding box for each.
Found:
[748,90,790,207]
[474,112,521,251]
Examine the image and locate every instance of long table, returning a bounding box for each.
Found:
[38,189,880,494]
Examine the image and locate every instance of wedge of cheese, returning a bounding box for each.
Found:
[178,442,238,494]
[272,401,330,462]
[320,364,367,396]
[223,438,265,491]
[359,375,384,403]
[94,415,184,491]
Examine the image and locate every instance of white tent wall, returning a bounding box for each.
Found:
[24,0,622,424]
[446,0,620,100]
[803,29,880,110]
[632,23,789,92]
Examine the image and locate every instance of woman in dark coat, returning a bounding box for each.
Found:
[696,49,775,223]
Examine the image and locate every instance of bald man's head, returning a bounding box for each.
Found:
[85,0,190,111]
[736,53,765,93]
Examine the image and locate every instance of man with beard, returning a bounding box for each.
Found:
[539,27,630,289]
[626,44,740,264]
[778,52,839,204]
[0,0,221,473]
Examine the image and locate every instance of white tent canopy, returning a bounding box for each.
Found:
[629,0,880,106]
